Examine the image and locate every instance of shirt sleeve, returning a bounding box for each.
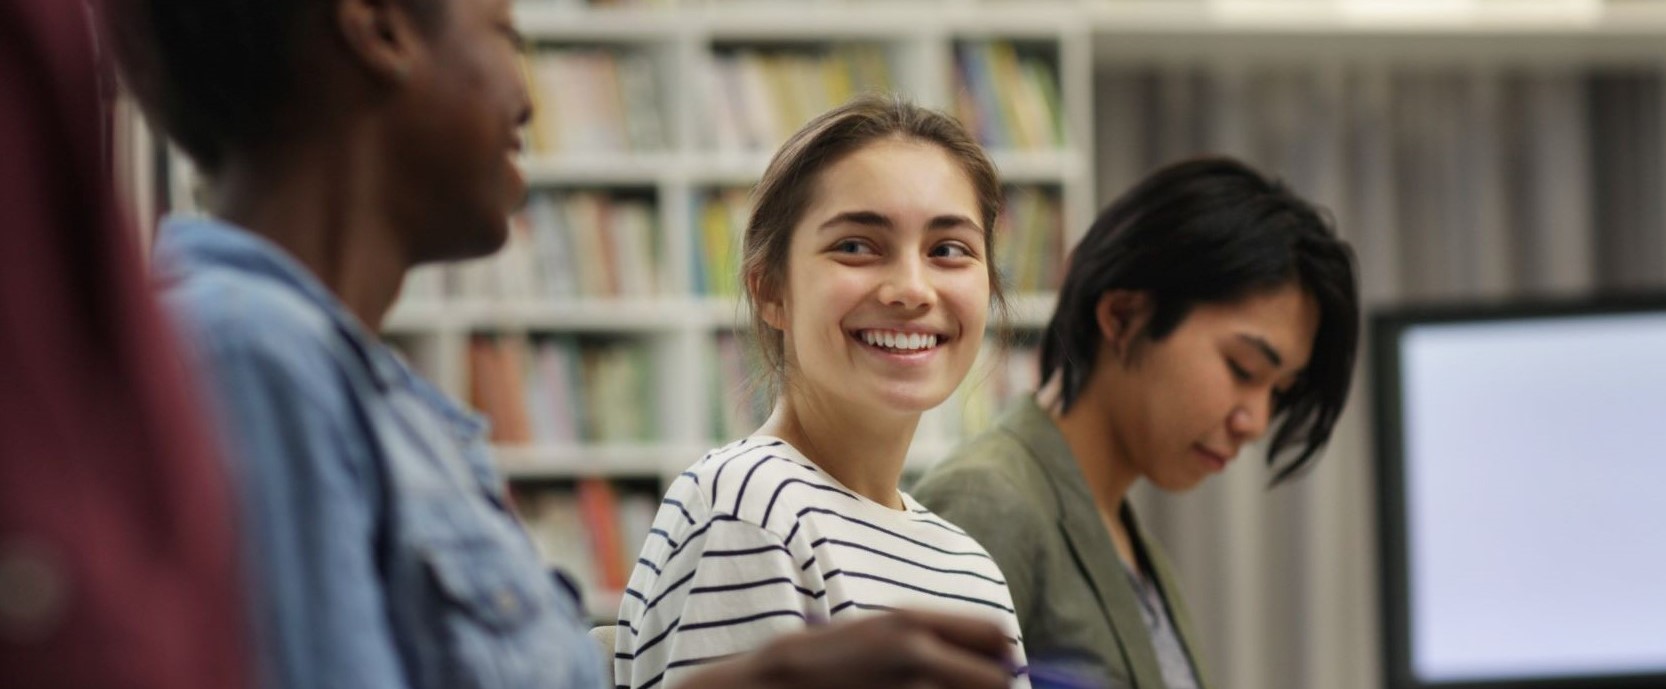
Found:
[196,332,412,689]
[616,490,824,689]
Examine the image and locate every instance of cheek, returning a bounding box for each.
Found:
[943,272,991,335]
[1173,364,1236,433]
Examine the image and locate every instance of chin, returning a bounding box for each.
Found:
[446,218,512,261]
[866,384,954,416]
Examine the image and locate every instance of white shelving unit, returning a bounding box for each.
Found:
[382,0,1100,501]
[159,0,1666,625]
[373,0,1666,486]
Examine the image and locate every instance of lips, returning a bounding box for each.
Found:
[1195,445,1232,472]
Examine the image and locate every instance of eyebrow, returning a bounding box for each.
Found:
[817,211,981,233]
[1236,333,1284,369]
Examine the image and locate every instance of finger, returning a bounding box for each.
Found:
[901,630,1012,689]
[890,609,1011,661]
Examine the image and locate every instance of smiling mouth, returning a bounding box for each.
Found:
[854,329,944,354]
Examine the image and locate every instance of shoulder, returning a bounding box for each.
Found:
[675,437,864,541]
[913,427,1053,532]
[161,263,352,401]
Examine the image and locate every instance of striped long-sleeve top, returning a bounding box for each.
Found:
[614,436,1031,689]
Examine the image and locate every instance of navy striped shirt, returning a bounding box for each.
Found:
[614,437,1030,689]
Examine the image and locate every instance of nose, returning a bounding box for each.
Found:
[1229,391,1273,442]
[876,254,935,311]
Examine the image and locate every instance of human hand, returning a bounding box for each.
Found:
[676,609,1013,689]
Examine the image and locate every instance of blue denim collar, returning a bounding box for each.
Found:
[154,215,490,439]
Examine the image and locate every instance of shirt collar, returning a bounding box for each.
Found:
[153,214,408,391]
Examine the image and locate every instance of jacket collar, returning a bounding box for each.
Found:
[153,214,408,392]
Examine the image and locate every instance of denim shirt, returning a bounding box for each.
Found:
[154,217,604,689]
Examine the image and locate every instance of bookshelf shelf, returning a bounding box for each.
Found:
[519,154,677,185]
[495,443,687,479]
[387,299,704,332]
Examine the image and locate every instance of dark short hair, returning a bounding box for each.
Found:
[743,94,1006,395]
[101,0,443,173]
[1041,156,1359,484]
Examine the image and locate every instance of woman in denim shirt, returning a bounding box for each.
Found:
[102,0,1015,687]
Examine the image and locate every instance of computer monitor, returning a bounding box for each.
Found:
[1373,298,1666,689]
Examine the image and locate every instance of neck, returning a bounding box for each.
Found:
[209,132,411,333]
[758,386,917,510]
[1043,383,1139,520]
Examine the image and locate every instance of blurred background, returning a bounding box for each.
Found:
[114,1,1666,688]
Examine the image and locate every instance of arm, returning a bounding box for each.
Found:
[197,334,410,689]
[676,610,1013,689]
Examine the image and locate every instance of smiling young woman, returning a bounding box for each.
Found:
[615,96,1032,689]
[913,157,1361,689]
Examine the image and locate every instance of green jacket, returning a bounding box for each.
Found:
[912,398,1213,689]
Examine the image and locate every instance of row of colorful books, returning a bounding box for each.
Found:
[524,47,666,155]
[954,40,1066,151]
[453,191,661,301]
[997,186,1066,293]
[706,45,895,151]
[469,335,659,445]
[513,479,660,611]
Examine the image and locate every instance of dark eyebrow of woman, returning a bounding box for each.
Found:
[818,211,980,233]
[1237,333,1284,368]
[819,211,890,231]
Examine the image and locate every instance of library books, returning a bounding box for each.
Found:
[954,40,1065,151]
[706,44,894,151]
[997,186,1065,293]
[513,480,660,613]
[468,335,659,446]
[692,189,748,298]
[453,191,660,301]
[525,47,665,155]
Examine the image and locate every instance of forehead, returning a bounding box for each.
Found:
[1184,284,1321,368]
[803,139,980,218]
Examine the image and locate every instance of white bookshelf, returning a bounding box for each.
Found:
[381,0,1666,488]
[157,0,1666,621]
[374,0,1099,512]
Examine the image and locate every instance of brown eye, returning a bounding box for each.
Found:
[930,242,971,259]
[832,239,875,255]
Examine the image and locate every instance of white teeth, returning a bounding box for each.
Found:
[859,330,939,351]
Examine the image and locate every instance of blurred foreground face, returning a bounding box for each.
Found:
[392,0,532,263]
[1098,284,1319,492]
[769,138,992,416]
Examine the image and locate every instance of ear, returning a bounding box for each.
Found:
[1094,290,1152,359]
[336,0,427,86]
[748,270,787,331]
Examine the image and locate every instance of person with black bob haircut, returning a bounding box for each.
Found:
[914,156,1360,689]
[101,0,1020,687]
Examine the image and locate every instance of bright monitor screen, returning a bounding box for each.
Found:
[1374,301,1666,689]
